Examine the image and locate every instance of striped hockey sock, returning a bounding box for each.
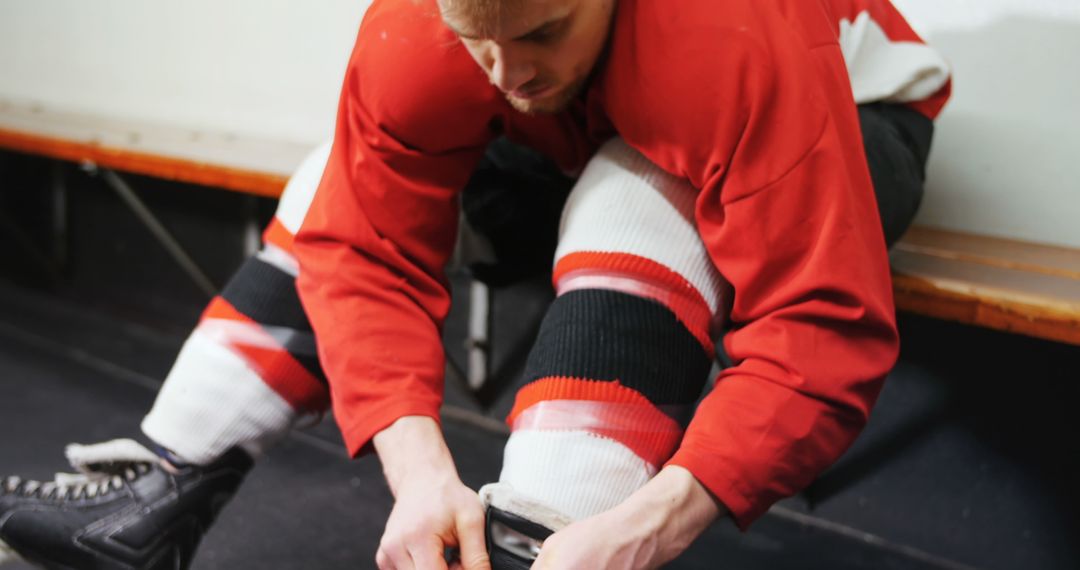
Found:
[141,144,332,465]
[490,138,730,522]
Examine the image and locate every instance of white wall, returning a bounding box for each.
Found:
[893,0,1080,248]
[0,0,371,146]
[1,0,1077,248]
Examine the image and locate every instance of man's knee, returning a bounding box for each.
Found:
[859,103,935,247]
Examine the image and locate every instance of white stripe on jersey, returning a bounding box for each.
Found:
[840,11,951,105]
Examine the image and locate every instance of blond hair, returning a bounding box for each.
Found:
[437,0,526,37]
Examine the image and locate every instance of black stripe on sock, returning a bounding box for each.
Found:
[522,289,711,406]
[219,256,326,383]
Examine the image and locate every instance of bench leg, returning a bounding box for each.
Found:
[467,279,492,391]
[93,166,218,298]
[242,195,261,258]
[50,161,68,270]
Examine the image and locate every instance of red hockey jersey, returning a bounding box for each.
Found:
[294,0,951,528]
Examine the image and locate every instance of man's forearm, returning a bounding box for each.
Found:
[621,465,728,562]
[372,415,458,497]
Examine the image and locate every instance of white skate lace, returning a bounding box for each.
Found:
[0,439,160,501]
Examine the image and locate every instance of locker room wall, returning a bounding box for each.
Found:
[0,0,371,146]
[0,0,1077,248]
[893,0,1080,248]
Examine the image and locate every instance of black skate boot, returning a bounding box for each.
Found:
[0,439,252,570]
[480,482,575,570]
[485,506,554,570]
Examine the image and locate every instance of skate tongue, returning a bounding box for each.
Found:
[65,439,159,474]
[479,482,574,533]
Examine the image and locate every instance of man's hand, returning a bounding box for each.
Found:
[373,416,491,570]
[532,466,725,569]
[377,470,488,570]
[531,504,661,569]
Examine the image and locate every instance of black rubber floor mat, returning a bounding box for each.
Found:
[8,281,1077,568]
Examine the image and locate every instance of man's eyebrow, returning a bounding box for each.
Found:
[512,17,565,41]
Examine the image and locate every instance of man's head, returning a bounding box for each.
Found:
[438,0,616,114]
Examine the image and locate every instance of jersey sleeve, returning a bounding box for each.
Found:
[837,0,952,118]
[616,1,902,529]
[293,2,499,456]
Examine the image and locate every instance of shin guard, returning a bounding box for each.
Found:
[494,138,730,521]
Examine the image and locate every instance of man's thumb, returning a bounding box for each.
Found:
[456,511,492,570]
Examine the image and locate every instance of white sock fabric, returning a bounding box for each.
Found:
[498,430,656,522]
[141,328,298,465]
[498,137,726,522]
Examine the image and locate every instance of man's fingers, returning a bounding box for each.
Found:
[375,547,395,570]
[407,538,449,570]
[530,529,563,570]
[377,542,414,570]
[455,510,491,570]
[531,546,556,570]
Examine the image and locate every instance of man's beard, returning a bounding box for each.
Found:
[505,74,587,115]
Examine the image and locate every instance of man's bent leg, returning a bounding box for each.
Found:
[484,139,730,537]
[859,102,935,248]
[139,255,329,463]
[141,144,332,465]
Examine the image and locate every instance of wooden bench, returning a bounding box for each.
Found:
[2,98,1078,348]
[891,226,1080,346]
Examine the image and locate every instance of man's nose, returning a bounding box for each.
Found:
[489,44,536,93]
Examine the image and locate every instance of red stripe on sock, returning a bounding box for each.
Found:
[554,251,714,355]
[262,217,295,253]
[201,297,328,412]
[509,376,684,468]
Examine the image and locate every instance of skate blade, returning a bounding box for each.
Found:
[490,519,543,561]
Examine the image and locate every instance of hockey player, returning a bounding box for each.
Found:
[0,0,950,568]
